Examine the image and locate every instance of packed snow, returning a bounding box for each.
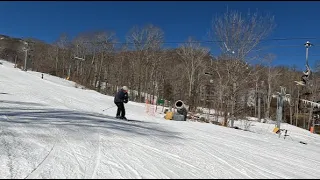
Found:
[1,60,320,179]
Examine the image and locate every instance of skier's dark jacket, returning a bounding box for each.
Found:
[114,89,128,103]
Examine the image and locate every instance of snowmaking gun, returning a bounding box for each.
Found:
[164,100,188,121]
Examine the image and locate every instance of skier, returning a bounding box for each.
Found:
[296,64,311,86]
[301,64,311,85]
[114,86,129,120]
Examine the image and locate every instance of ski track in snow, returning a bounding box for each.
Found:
[24,144,56,179]
[2,107,320,179]
[90,133,101,179]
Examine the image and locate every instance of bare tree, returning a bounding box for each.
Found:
[211,9,276,60]
[71,34,88,79]
[126,24,164,102]
[211,55,258,126]
[55,33,71,77]
[262,54,281,119]
[209,9,276,126]
[94,31,116,93]
[176,38,210,109]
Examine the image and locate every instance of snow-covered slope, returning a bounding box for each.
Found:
[1,60,320,179]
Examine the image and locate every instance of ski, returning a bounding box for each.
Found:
[115,116,130,121]
[294,80,306,86]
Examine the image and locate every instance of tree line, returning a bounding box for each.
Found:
[1,9,319,130]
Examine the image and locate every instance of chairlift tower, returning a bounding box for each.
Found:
[273,86,291,130]
[304,41,312,66]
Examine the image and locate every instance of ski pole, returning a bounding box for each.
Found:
[102,105,117,111]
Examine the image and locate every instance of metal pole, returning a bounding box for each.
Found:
[296,88,299,127]
[304,41,313,131]
[306,45,309,66]
[14,55,17,68]
[231,82,236,127]
[255,82,257,117]
[23,42,28,71]
[279,93,284,127]
[305,41,312,66]
[276,89,285,138]
[276,87,288,130]
[24,48,28,71]
[276,95,281,129]
[312,112,316,134]
[258,90,261,122]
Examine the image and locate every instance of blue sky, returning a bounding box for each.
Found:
[1,1,320,70]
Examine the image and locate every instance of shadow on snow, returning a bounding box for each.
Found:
[0,100,182,140]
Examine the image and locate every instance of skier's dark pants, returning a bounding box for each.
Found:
[302,75,309,84]
[115,102,125,117]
